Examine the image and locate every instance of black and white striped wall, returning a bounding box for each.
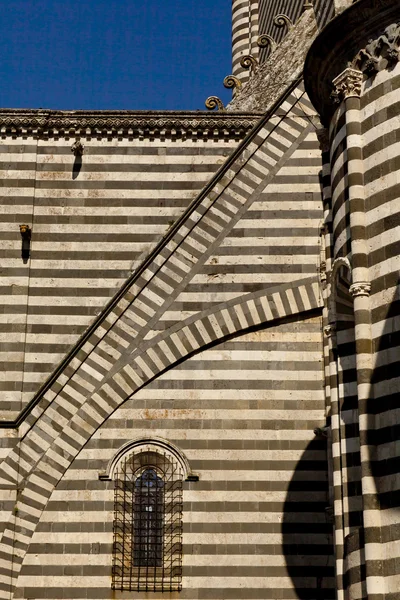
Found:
[0,84,335,600]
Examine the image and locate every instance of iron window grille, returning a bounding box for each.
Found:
[112,447,183,592]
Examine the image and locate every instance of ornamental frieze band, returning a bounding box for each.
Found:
[0,110,261,138]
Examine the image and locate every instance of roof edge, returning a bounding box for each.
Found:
[0,109,263,138]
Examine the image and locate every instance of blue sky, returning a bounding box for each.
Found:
[0,0,233,111]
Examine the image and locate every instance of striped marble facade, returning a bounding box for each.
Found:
[159,129,324,330]
[13,314,334,600]
[304,1,400,597]
[0,112,258,420]
[1,1,399,599]
[0,82,335,600]
[360,63,400,597]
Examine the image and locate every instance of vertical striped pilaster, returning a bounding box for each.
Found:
[232,0,251,82]
[333,67,384,600]
[249,0,260,59]
[317,125,333,451]
[231,0,262,84]
[324,324,344,600]
[317,129,335,548]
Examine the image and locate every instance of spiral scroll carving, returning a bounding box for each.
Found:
[223,75,243,97]
[240,55,259,72]
[205,96,225,111]
[273,14,294,34]
[257,34,277,56]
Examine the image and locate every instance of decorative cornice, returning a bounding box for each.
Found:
[0,110,261,139]
[349,282,371,297]
[331,68,363,103]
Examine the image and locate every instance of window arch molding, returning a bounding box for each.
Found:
[99,436,193,482]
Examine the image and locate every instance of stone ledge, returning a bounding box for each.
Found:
[0,109,262,139]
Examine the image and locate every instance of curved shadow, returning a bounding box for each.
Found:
[282,438,335,599]
[368,279,400,510]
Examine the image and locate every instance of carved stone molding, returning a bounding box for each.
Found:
[324,324,337,338]
[0,110,260,139]
[331,68,363,103]
[353,22,400,76]
[331,256,352,281]
[319,261,327,283]
[349,282,371,297]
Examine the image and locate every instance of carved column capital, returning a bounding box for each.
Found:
[349,282,371,297]
[331,68,363,103]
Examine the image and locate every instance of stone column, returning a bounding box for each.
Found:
[249,0,260,60]
[332,67,384,600]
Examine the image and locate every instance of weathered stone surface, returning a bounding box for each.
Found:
[227,8,318,113]
[334,0,353,14]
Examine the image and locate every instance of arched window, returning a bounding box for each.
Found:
[111,441,186,592]
[133,468,164,567]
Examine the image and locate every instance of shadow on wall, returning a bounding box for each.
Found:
[282,438,335,599]
[368,279,400,510]
[72,154,82,180]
